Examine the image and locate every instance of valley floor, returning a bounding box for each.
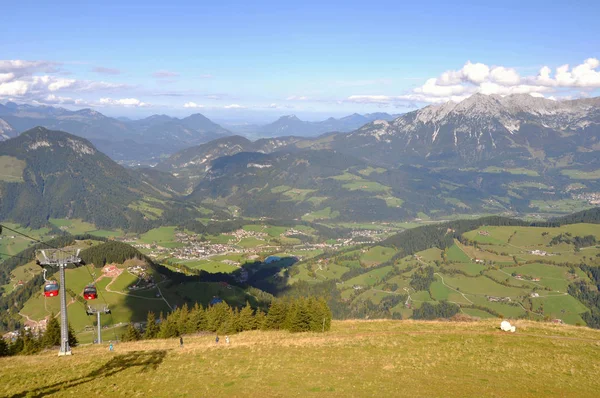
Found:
[2,320,599,397]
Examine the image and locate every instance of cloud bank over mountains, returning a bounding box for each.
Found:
[347,58,600,106]
[1,58,599,115]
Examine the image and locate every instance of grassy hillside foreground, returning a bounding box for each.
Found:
[2,320,600,397]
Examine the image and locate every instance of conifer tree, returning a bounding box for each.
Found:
[289,298,311,333]
[158,312,180,338]
[255,309,267,330]
[319,297,332,332]
[144,312,160,339]
[207,302,231,332]
[187,303,208,333]
[9,335,24,355]
[21,329,40,355]
[42,314,61,347]
[306,297,332,332]
[283,299,297,331]
[122,323,142,342]
[219,307,240,334]
[177,303,190,335]
[0,337,8,357]
[265,300,288,330]
[68,323,78,347]
[238,302,256,331]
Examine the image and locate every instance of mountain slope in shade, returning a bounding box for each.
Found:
[0,127,159,229]
[327,94,600,167]
[188,149,416,221]
[154,135,307,187]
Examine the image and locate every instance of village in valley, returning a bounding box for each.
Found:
[118,225,388,267]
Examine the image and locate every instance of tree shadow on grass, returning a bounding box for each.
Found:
[10,349,168,398]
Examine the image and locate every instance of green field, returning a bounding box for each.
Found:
[441,274,528,298]
[503,263,578,292]
[342,266,393,288]
[0,222,51,256]
[446,243,471,262]
[483,166,540,176]
[447,262,486,276]
[281,221,599,326]
[301,207,340,221]
[128,199,164,220]
[560,169,600,179]
[0,155,26,182]
[178,259,239,273]
[360,246,395,267]
[532,295,589,325]
[342,180,390,193]
[2,320,600,397]
[139,226,184,248]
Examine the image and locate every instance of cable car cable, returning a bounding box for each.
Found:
[0,251,37,263]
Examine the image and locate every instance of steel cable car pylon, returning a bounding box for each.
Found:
[36,248,83,356]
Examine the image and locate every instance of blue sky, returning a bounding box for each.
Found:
[1,0,599,121]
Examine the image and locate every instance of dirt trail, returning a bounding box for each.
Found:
[434,273,473,304]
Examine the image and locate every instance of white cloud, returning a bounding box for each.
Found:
[415,78,467,97]
[0,80,30,96]
[532,58,600,88]
[92,66,121,75]
[75,81,127,91]
[152,70,179,78]
[41,94,87,106]
[0,73,15,84]
[0,60,59,76]
[461,61,490,84]
[355,57,600,106]
[184,102,204,108]
[490,66,521,86]
[224,104,245,109]
[0,59,129,104]
[99,97,150,107]
[47,78,77,91]
[346,95,396,104]
[286,95,309,101]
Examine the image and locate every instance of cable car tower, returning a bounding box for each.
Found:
[37,248,82,356]
[86,304,111,344]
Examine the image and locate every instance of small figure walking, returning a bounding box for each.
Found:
[180,336,184,348]
[225,335,230,345]
[109,342,113,352]
[215,335,219,344]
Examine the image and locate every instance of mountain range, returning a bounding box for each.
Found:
[228,112,399,138]
[0,102,399,164]
[0,102,231,164]
[159,94,600,171]
[1,93,599,228]
[330,93,600,167]
[152,93,600,222]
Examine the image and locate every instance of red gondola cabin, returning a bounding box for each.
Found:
[44,281,59,297]
[83,285,97,300]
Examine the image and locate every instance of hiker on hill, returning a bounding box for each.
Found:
[109,342,113,352]
[180,336,184,347]
[225,335,230,345]
[215,335,219,344]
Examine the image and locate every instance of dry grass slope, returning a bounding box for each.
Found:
[1,320,600,397]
